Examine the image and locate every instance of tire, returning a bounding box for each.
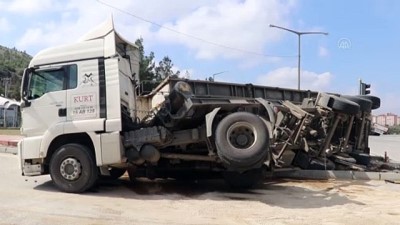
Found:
[357,95,380,110]
[307,158,335,170]
[292,150,310,169]
[100,168,126,180]
[127,166,137,182]
[332,159,366,171]
[49,144,98,193]
[349,152,371,165]
[215,112,269,170]
[318,94,360,114]
[341,95,372,112]
[330,154,357,163]
[328,95,360,114]
[223,168,265,189]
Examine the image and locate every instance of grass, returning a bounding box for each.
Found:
[0,128,21,136]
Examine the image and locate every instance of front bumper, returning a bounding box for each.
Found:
[18,139,43,176]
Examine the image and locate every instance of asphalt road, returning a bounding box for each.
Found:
[369,135,400,162]
[1,153,400,225]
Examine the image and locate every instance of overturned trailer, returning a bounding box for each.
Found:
[132,77,382,180]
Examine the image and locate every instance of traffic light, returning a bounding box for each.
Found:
[359,81,371,95]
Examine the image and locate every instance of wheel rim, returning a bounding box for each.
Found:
[227,122,257,150]
[60,157,82,181]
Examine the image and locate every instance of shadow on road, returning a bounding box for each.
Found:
[34,176,368,209]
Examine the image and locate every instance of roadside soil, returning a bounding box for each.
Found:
[1,153,400,225]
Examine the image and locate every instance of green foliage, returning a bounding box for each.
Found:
[134,38,179,82]
[387,125,400,134]
[0,45,32,100]
[135,38,155,81]
[155,56,180,81]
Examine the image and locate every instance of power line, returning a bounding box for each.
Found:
[96,0,297,58]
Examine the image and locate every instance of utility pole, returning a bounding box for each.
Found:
[2,77,11,98]
[269,24,328,90]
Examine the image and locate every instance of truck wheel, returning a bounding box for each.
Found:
[127,166,137,182]
[292,150,310,169]
[49,144,98,193]
[215,112,269,170]
[223,168,265,189]
[349,152,371,166]
[322,95,360,115]
[307,158,335,170]
[357,95,380,110]
[341,95,372,112]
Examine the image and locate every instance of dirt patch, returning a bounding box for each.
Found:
[2,153,400,225]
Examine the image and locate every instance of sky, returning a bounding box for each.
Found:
[0,0,399,115]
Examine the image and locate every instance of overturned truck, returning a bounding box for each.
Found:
[135,78,380,178]
[18,20,381,193]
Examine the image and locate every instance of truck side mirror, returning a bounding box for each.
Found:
[20,68,32,108]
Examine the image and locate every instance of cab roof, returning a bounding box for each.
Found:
[29,17,138,67]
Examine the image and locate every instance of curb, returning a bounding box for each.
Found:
[273,169,400,181]
[0,140,19,147]
[0,145,17,155]
[0,135,22,148]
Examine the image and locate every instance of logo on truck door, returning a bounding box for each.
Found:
[80,73,96,86]
[71,93,97,119]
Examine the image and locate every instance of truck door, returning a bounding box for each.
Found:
[65,59,101,124]
[21,65,77,137]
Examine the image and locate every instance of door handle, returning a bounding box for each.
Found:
[58,108,67,117]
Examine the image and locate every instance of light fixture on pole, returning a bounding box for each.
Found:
[269,24,328,90]
[212,71,228,81]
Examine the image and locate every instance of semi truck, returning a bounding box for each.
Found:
[18,19,380,193]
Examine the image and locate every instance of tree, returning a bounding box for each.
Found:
[0,45,31,100]
[135,38,180,82]
[135,38,156,81]
[387,125,400,135]
[155,56,180,81]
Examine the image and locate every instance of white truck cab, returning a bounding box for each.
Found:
[19,18,140,192]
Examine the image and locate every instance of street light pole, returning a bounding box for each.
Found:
[269,24,328,90]
[212,71,228,81]
[298,35,301,91]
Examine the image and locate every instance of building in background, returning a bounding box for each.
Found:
[0,96,20,127]
[372,113,400,127]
